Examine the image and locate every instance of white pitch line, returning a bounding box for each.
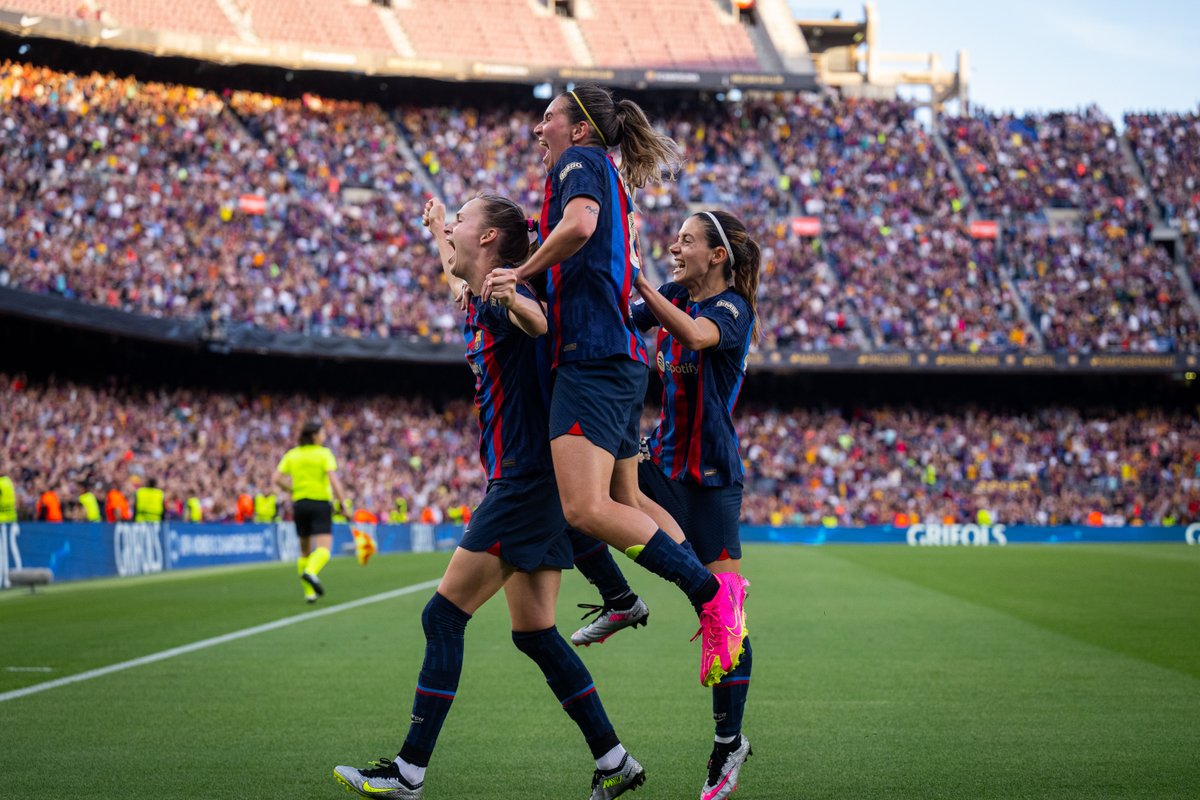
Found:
[0,578,441,704]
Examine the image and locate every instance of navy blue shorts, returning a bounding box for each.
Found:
[459,470,573,572]
[638,460,743,564]
[549,357,649,460]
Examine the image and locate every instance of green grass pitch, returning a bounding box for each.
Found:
[1,544,1198,799]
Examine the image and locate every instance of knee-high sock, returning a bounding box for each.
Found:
[628,529,719,610]
[398,592,471,767]
[305,546,330,575]
[297,556,314,596]
[512,626,620,759]
[570,528,634,607]
[712,635,752,738]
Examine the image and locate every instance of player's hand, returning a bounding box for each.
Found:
[634,271,654,296]
[421,198,445,232]
[457,284,474,312]
[486,267,520,308]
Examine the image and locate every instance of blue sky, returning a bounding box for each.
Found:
[817,0,1200,120]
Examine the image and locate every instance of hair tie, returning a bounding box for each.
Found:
[526,218,537,233]
[701,211,735,270]
[569,90,608,147]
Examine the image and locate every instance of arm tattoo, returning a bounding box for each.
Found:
[585,204,599,217]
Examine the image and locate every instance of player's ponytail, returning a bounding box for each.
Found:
[564,84,681,189]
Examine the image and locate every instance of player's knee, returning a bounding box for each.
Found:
[422,592,469,640]
[560,496,605,533]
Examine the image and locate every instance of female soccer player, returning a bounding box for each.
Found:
[274,419,350,603]
[571,210,762,800]
[333,195,644,800]
[485,84,747,685]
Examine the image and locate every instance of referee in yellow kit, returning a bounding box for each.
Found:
[275,419,351,603]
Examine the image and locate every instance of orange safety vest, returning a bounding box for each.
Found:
[235,493,254,523]
[419,507,436,524]
[106,489,131,522]
[36,491,63,522]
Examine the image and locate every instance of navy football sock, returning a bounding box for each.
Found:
[712,635,752,738]
[512,626,620,759]
[571,529,635,608]
[398,592,471,767]
[632,529,719,609]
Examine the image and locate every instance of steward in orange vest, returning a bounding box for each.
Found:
[36,490,63,522]
[106,489,132,522]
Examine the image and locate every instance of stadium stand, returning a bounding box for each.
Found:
[392,0,575,66]
[1,3,1198,540]
[2,60,1197,354]
[245,0,396,52]
[1,373,1195,527]
[1125,111,1200,234]
[10,0,238,38]
[574,0,759,70]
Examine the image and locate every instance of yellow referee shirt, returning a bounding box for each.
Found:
[277,445,338,502]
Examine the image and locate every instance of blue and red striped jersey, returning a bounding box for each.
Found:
[463,286,553,480]
[539,145,648,369]
[633,283,754,487]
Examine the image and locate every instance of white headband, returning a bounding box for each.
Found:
[701,211,735,270]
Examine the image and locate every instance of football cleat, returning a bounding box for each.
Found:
[333,757,423,799]
[694,573,748,687]
[301,571,325,598]
[590,752,646,800]
[570,597,650,646]
[700,736,752,800]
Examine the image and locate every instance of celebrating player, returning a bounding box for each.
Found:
[570,210,762,800]
[333,195,645,800]
[485,84,748,685]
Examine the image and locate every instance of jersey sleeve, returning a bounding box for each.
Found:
[276,450,292,475]
[324,448,338,473]
[699,292,753,352]
[631,298,656,332]
[554,146,605,207]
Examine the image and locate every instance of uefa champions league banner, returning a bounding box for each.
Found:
[1,522,1196,588]
[0,522,465,588]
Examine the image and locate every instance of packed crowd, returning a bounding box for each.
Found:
[2,374,1195,528]
[1010,219,1196,352]
[941,109,1153,224]
[737,404,1198,528]
[1124,112,1200,235]
[1,62,1197,354]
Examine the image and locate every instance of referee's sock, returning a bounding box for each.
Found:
[512,626,620,763]
[305,546,330,576]
[627,530,719,611]
[296,556,315,598]
[399,592,471,770]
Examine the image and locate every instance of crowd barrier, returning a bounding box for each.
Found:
[1,522,1196,589]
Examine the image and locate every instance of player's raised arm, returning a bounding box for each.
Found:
[422,198,469,303]
[633,272,721,351]
[509,196,598,286]
[486,267,548,338]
